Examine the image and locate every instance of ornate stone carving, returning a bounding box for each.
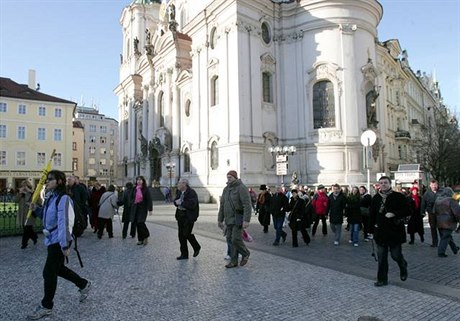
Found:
[339,23,357,35]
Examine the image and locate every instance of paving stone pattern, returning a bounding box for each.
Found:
[1,203,460,321]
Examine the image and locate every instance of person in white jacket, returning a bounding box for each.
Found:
[97,184,119,239]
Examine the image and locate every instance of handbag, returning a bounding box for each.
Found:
[242,229,253,242]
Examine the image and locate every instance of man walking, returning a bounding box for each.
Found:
[369,176,409,287]
[271,185,289,246]
[327,183,347,245]
[421,180,443,247]
[218,170,251,268]
[174,178,201,260]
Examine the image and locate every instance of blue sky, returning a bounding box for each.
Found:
[1,0,459,120]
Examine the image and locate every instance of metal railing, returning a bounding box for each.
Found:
[0,201,42,237]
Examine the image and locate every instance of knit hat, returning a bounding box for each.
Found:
[227,170,238,179]
[317,184,325,190]
[259,184,267,190]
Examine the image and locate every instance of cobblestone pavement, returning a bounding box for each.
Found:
[1,203,460,321]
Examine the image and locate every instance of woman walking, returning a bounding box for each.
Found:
[17,179,38,249]
[407,186,424,244]
[346,186,362,247]
[132,176,153,245]
[97,185,119,239]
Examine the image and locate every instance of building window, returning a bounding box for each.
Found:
[124,120,128,140]
[0,124,6,138]
[100,147,107,155]
[89,136,96,143]
[54,153,62,166]
[55,108,62,118]
[18,126,26,139]
[89,146,96,154]
[100,137,106,144]
[38,106,46,116]
[100,126,107,133]
[37,128,46,140]
[17,151,26,166]
[100,158,107,165]
[0,151,6,165]
[210,76,219,106]
[184,148,191,172]
[210,27,217,49]
[312,80,335,129]
[54,129,62,141]
[262,72,273,103]
[185,99,191,117]
[261,22,271,44]
[89,125,97,132]
[159,91,165,127]
[0,102,6,112]
[37,152,45,166]
[210,141,218,170]
[18,104,26,114]
[88,158,95,165]
[99,169,108,176]
[72,142,77,150]
[72,158,78,171]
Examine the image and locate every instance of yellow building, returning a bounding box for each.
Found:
[0,75,76,192]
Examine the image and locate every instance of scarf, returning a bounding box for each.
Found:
[257,193,265,205]
[411,194,420,211]
[378,188,393,214]
[134,185,143,204]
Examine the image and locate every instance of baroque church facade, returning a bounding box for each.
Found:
[115,0,441,200]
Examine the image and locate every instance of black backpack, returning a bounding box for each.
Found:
[54,193,84,267]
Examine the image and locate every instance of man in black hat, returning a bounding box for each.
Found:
[256,184,271,233]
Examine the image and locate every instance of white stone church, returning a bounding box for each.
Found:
[115,0,441,200]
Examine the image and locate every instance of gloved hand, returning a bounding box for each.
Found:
[385,212,395,218]
[218,221,224,230]
[62,247,71,257]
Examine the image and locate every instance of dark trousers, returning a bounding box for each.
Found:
[177,218,200,257]
[273,216,287,243]
[291,225,310,247]
[376,243,407,283]
[122,221,136,238]
[42,243,87,309]
[97,218,113,238]
[362,215,370,238]
[22,225,38,247]
[227,224,250,264]
[312,215,327,236]
[137,222,150,242]
[428,213,439,246]
[438,228,458,255]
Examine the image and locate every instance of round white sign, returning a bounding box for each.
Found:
[360,130,377,146]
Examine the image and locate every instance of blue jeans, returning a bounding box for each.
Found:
[273,216,287,243]
[350,223,360,244]
[330,223,342,243]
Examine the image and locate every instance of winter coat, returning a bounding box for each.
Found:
[312,191,329,216]
[16,188,32,226]
[174,187,199,222]
[98,191,118,219]
[288,197,308,230]
[346,194,362,224]
[369,190,409,246]
[270,192,289,219]
[434,196,460,230]
[256,191,271,227]
[131,186,153,223]
[218,179,252,225]
[327,192,347,224]
[118,187,134,223]
[407,194,424,235]
[421,189,443,215]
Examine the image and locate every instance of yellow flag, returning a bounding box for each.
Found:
[26,149,56,221]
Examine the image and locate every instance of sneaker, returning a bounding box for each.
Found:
[224,255,231,260]
[79,280,92,302]
[364,238,370,242]
[136,241,143,245]
[334,241,339,246]
[27,305,52,320]
[354,243,359,247]
[143,237,149,245]
[348,240,353,243]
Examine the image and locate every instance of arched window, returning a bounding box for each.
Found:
[312,80,335,129]
[158,91,165,127]
[185,99,191,117]
[210,27,217,49]
[262,72,273,103]
[210,76,219,106]
[210,141,218,170]
[184,148,191,172]
[261,22,271,44]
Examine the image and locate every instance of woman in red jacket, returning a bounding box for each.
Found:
[311,185,329,236]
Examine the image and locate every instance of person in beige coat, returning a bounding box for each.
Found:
[16,179,38,249]
[97,185,119,239]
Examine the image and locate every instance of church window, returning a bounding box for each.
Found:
[159,91,165,127]
[185,99,191,117]
[210,141,218,170]
[261,22,271,44]
[210,27,217,49]
[210,76,219,106]
[184,148,191,172]
[262,72,273,103]
[313,80,335,128]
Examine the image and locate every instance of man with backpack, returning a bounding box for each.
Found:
[28,170,91,320]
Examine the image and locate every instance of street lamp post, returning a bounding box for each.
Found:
[268,145,296,185]
[360,130,377,192]
[165,162,175,200]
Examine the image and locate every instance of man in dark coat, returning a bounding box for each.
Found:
[256,184,271,233]
[271,186,289,246]
[174,178,201,260]
[327,184,347,245]
[421,180,443,247]
[369,176,409,287]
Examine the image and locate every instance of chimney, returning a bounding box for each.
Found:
[28,69,36,90]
